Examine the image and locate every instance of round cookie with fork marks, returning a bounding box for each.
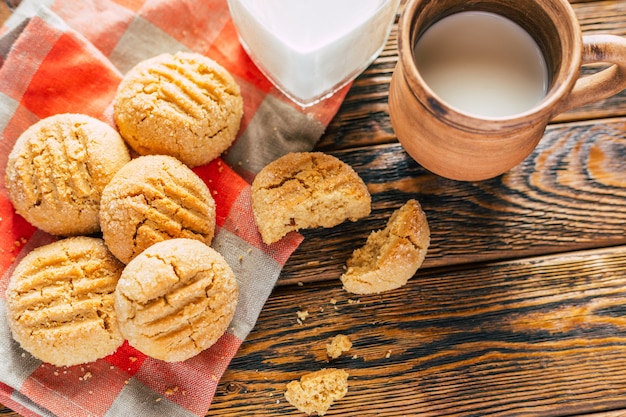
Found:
[114,238,238,362]
[99,154,216,264]
[4,113,131,236]
[6,236,125,367]
[113,51,243,167]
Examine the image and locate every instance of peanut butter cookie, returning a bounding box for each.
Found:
[99,155,216,264]
[4,113,130,236]
[6,236,125,366]
[113,51,243,167]
[114,238,238,362]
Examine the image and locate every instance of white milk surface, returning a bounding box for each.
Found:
[413,11,549,118]
[228,0,399,105]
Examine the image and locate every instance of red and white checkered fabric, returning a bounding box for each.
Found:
[0,1,349,416]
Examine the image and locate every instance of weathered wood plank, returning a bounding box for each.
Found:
[281,117,626,285]
[209,245,626,416]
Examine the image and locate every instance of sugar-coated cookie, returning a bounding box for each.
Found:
[99,155,216,264]
[341,199,430,294]
[251,152,371,244]
[114,238,238,362]
[4,113,130,236]
[284,368,349,416]
[113,51,243,167]
[6,237,125,366]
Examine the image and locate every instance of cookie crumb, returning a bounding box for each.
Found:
[297,310,309,323]
[326,335,352,359]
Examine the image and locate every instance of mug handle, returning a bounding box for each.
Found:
[556,34,626,114]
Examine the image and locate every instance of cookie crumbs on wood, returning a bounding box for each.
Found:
[297,310,309,324]
[284,368,349,416]
[326,335,352,359]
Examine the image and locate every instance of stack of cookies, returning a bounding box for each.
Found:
[4,52,242,366]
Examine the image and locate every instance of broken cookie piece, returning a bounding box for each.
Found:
[284,368,349,416]
[341,199,430,294]
[251,152,371,245]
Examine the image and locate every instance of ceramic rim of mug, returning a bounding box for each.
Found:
[399,0,583,133]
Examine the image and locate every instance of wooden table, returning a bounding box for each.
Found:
[3,0,626,416]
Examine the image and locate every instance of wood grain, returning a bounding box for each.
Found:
[208,245,626,416]
[282,117,626,285]
[2,1,626,417]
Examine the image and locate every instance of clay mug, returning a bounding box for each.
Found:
[388,0,626,181]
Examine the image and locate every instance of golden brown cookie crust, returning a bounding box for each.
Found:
[341,199,430,294]
[6,236,125,367]
[251,152,371,244]
[99,155,216,264]
[114,238,238,362]
[4,113,131,236]
[113,51,243,167]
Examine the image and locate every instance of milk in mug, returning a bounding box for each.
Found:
[228,0,400,106]
[413,11,549,118]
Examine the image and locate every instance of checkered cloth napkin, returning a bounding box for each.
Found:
[0,1,350,416]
